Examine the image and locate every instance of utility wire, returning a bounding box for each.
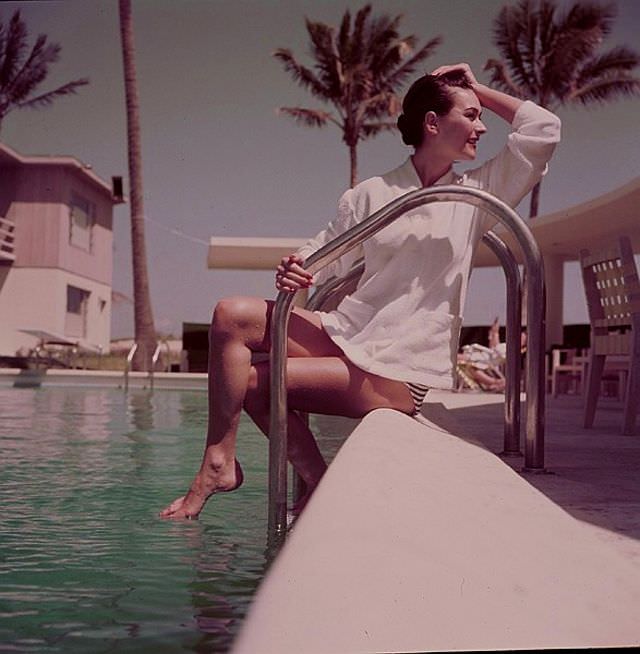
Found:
[142,214,209,246]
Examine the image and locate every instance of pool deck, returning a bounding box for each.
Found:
[233,391,640,653]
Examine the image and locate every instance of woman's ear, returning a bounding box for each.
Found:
[424,111,439,135]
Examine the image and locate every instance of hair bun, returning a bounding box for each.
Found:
[397,114,421,146]
[397,114,414,146]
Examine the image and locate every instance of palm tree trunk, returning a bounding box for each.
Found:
[349,143,357,188]
[119,0,156,371]
[529,180,542,218]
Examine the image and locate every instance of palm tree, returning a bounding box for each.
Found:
[0,10,88,131]
[118,0,156,371]
[274,4,441,188]
[485,0,640,216]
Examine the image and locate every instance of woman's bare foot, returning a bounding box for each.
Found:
[159,459,244,520]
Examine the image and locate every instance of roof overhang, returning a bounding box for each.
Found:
[208,236,307,270]
[0,141,123,203]
[18,328,78,346]
[207,177,640,272]
[474,176,640,266]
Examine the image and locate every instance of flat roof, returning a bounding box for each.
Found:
[208,177,640,271]
[208,236,307,270]
[474,175,640,266]
[0,141,119,201]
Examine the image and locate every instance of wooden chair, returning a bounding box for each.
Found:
[549,347,589,398]
[580,236,640,435]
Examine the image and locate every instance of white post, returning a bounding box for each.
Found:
[544,254,564,347]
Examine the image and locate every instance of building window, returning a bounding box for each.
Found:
[65,285,90,338]
[69,193,95,252]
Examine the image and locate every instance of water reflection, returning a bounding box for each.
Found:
[161,470,271,651]
[124,391,155,477]
[127,390,155,435]
[0,388,114,464]
[0,387,270,653]
[182,523,269,652]
[179,391,208,431]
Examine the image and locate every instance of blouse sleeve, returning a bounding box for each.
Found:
[468,100,561,221]
[295,188,365,286]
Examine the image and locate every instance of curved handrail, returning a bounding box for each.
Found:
[482,231,522,456]
[150,344,162,390]
[269,185,546,538]
[124,342,138,392]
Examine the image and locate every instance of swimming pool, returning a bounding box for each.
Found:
[0,386,354,652]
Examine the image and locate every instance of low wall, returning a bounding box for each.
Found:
[0,368,207,391]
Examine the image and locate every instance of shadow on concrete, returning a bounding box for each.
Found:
[444,395,640,543]
[307,394,640,544]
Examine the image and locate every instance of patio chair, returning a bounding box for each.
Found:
[580,235,640,435]
[548,347,589,397]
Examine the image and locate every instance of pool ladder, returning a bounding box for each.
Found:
[123,342,163,391]
[267,185,547,543]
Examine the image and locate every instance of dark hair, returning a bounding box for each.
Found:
[397,71,472,147]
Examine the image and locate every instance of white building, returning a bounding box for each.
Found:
[0,142,122,357]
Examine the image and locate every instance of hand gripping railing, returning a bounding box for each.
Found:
[268,185,546,539]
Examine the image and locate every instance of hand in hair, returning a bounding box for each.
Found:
[432,63,523,122]
[431,63,479,87]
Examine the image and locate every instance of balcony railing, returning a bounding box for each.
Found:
[0,216,16,262]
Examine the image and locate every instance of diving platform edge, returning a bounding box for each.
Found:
[233,407,640,653]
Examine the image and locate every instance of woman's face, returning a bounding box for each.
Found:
[432,87,487,161]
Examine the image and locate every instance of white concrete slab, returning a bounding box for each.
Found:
[233,408,640,653]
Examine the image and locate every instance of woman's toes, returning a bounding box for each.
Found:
[160,460,244,520]
[159,495,187,518]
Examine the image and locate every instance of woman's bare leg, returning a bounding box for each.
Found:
[243,366,327,509]
[160,296,362,519]
[243,355,415,511]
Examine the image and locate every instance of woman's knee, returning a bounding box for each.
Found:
[210,296,269,341]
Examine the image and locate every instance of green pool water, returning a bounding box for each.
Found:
[0,386,351,653]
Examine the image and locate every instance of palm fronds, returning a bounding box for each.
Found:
[276,106,335,128]
[274,3,441,186]
[0,10,88,126]
[485,0,639,111]
[485,0,640,215]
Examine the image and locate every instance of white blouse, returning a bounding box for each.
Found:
[297,101,561,389]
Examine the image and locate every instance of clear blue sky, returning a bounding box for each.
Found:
[3,0,639,338]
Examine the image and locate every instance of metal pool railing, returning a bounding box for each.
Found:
[124,342,138,392]
[124,342,167,391]
[268,186,547,540]
[482,231,523,457]
[150,344,162,390]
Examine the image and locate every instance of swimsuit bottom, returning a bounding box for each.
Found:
[405,382,429,416]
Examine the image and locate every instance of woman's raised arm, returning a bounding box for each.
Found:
[432,63,523,124]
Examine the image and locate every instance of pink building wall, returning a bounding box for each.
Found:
[11,165,113,285]
[0,143,120,356]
